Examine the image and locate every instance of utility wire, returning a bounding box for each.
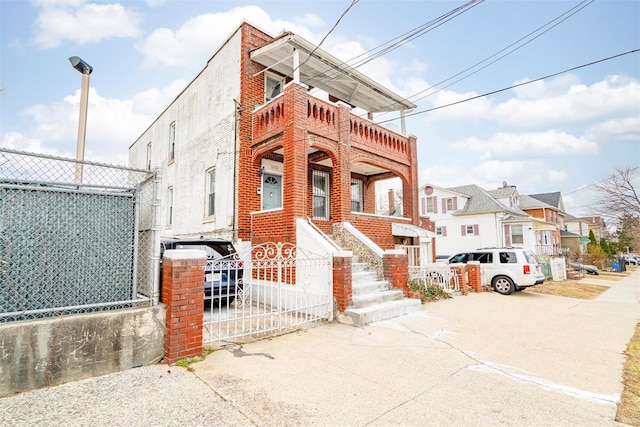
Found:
[302,0,483,91]
[294,0,360,76]
[405,0,594,106]
[376,49,640,125]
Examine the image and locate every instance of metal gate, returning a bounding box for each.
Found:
[203,242,332,345]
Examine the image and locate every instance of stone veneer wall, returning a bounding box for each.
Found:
[332,223,383,280]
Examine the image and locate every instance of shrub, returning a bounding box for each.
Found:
[407,278,452,303]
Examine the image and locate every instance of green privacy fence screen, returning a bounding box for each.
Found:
[0,149,159,322]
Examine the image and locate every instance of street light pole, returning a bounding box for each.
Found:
[68,56,93,184]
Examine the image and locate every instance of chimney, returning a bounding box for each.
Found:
[388,189,396,216]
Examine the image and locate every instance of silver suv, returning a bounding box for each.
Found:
[448,247,545,295]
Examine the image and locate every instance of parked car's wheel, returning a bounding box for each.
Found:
[492,276,515,295]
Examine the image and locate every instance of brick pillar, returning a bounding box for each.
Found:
[162,250,206,365]
[450,264,468,295]
[332,251,353,311]
[383,250,409,297]
[404,134,420,226]
[467,261,482,293]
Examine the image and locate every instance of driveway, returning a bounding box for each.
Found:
[1,269,638,426]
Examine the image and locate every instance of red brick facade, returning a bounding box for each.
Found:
[162,252,206,365]
[383,251,409,297]
[332,253,353,311]
[235,23,420,249]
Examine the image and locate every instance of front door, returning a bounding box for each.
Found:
[262,173,282,210]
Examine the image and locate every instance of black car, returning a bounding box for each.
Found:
[160,238,243,305]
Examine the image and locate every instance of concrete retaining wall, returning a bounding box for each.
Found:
[0,305,165,396]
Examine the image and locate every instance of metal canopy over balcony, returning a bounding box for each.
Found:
[250,32,417,113]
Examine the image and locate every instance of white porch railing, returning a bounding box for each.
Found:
[409,263,460,294]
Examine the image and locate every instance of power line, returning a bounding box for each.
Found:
[376,49,640,125]
[404,0,594,107]
[295,0,360,76]
[294,0,484,102]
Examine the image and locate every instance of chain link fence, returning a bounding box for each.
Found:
[0,148,160,322]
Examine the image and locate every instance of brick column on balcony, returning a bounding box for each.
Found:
[162,249,206,365]
[467,261,482,293]
[383,249,409,297]
[450,264,468,295]
[332,251,353,311]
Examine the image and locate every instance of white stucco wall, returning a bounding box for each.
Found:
[419,188,538,255]
[434,213,503,255]
[129,29,242,240]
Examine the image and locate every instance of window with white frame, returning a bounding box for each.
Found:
[445,197,454,212]
[425,197,434,213]
[511,224,524,244]
[436,226,446,236]
[461,224,478,236]
[313,170,330,220]
[169,122,176,162]
[351,178,363,212]
[206,168,215,217]
[265,73,283,102]
[146,142,152,170]
[167,186,173,226]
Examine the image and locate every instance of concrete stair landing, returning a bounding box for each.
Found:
[342,258,420,327]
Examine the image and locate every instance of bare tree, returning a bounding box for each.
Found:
[593,166,640,252]
[593,166,640,221]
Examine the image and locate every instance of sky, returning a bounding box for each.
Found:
[1,0,639,218]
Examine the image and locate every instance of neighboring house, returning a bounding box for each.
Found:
[419,183,542,256]
[580,216,608,240]
[128,21,428,257]
[563,213,590,255]
[519,193,563,256]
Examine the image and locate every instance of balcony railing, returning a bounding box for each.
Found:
[252,91,411,165]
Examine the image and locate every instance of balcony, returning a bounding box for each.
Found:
[252,91,412,166]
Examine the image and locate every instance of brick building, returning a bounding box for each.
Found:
[129,21,428,257]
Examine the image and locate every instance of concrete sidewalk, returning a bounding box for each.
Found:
[1,269,638,426]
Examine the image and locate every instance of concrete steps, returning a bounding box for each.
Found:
[342,258,420,327]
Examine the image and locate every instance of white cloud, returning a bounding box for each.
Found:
[2,132,68,157]
[136,6,324,68]
[422,159,569,192]
[495,74,640,132]
[510,74,581,100]
[145,0,165,7]
[586,116,640,142]
[421,88,494,123]
[11,80,186,165]
[32,0,142,49]
[451,131,598,158]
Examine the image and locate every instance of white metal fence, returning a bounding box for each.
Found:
[203,242,332,345]
[408,264,460,293]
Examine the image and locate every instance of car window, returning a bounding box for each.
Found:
[174,243,229,260]
[449,253,469,263]
[498,252,517,264]
[523,250,539,264]
[472,252,492,263]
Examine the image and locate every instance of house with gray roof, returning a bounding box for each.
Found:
[419,183,553,256]
[563,213,590,255]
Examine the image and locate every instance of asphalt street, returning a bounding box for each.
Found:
[1,268,638,426]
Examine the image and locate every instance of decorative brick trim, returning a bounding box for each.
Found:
[163,250,206,365]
